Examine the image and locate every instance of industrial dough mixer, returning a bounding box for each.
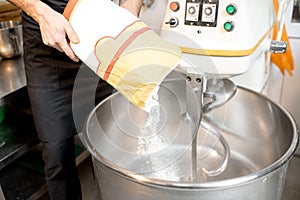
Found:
[81,0,299,199]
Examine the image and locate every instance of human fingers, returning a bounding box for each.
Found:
[59,40,79,62]
[64,23,80,44]
[40,25,79,62]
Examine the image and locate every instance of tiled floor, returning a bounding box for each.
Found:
[35,153,99,200]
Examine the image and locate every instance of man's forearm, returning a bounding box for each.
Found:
[120,0,143,16]
[10,0,143,22]
[8,0,52,24]
[129,0,143,12]
[8,0,80,61]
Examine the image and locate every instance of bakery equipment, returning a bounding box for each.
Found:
[0,20,22,59]
[81,0,299,199]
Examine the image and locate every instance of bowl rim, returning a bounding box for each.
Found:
[83,86,299,189]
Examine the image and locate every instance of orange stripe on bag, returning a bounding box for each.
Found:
[102,27,151,81]
[63,0,80,20]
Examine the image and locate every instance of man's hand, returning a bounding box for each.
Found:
[8,0,80,62]
[8,0,143,62]
[36,2,80,62]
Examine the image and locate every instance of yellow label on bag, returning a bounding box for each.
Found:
[64,0,181,110]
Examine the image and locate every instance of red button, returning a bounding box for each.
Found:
[170,2,180,12]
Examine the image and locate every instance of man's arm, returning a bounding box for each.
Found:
[8,0,143,62]
[8,0,80,61]
[120,0,143,17]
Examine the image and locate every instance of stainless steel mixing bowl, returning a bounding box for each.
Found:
[0,20,22,59]
[83,74,299,200]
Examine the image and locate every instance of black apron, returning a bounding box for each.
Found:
[22,0,113,199]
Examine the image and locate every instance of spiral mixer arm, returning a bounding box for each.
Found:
[158,0,291,177]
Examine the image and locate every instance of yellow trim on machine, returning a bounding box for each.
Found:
[180,30,271,57]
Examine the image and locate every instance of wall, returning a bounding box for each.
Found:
[280,0,300,154]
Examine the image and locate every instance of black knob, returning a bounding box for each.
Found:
[165,17,179,27]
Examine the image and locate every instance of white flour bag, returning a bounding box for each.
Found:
[64,0,181,110]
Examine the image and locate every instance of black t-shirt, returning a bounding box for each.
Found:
[22,0,69,26]
[42,0,69,13]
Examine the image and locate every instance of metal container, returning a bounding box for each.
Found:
[0,21,22,59]
[83,75,299,200]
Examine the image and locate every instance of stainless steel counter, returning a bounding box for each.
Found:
[0,57,26,106]
[0,57,38,170]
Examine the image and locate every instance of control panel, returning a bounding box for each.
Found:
[184,0,201,25]
[184,0,219,27]
[165,0,240,32]
[161,0,276,76]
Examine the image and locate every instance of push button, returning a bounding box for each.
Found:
[224,21,234,32]
[226,4,237,15]
[170,1,180,12]
[188,6,196,14]
[204,7,213,16]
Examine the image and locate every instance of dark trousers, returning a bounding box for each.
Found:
[22,8,113,199]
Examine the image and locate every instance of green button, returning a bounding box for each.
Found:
[224,21,234,31]
[226,4,236,15]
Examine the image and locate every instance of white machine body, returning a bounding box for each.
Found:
[158,0,276,92]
